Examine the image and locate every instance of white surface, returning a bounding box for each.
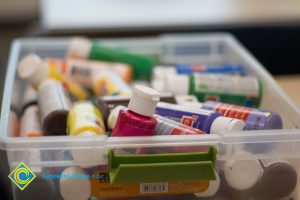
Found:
[41,0,300,31]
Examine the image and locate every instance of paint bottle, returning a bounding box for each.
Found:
[67,101,105,136]
[20,85,38,114]
[66,102,106,166]
[111,85,160,137]
[92,71,132,97]
[14,149,57,200]
[176,64,245,75]
[8,109,19,137]
[19,105,44,137]
[182,101,283,130]
[68,37,155,81]
[47,58,132,87]
[109,106,206,135]
[258,159,297,199]
[153,64,245,80]
[97,93,176,127]
[18,54,89,100]
[38,79,71,136]
[155,102,245,134]
[59,166,91,200]
[163,74,262,107]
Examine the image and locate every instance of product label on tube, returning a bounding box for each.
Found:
[155,102,217,133]
[191,74,261,106]
[203,101,271,130]
[154,115,206,135]
[90,170,209,198]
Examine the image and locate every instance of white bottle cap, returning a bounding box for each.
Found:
[18,54,50,87]
[165,74,189,95]
[128,85,160,117]
[194,171,220,197]
[210,117,245,134]
[175,95,199,105]
[152,66,176,81]
[224,158,262,190]
[68,37,91,59]
[59,167,91,200]
[72,132,106,168]
[108,105,125,130]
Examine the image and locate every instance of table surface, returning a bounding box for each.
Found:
[275,75,300,107]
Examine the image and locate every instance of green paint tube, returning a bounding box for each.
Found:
[68,37,155,81]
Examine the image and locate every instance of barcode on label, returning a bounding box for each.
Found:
[71,66,91,77]
[140,182,168,194]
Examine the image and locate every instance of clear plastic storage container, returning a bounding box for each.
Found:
[1,33,300,200]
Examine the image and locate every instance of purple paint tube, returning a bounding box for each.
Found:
[182,101,283,130]
[155,102,245,134]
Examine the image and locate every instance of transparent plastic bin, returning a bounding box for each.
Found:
[0,33,300,200]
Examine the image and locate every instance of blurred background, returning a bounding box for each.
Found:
[0,0,300,103]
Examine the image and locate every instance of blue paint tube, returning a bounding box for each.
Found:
[155,102,245,134]
[176,64,246,75]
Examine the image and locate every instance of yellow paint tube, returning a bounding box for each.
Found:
[67,101,105,135]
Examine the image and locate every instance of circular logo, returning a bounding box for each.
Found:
[13,167,30,185]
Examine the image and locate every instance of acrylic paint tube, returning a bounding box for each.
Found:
[176,64,245,75]
[14,150,56,200]
[67,101,105,136]
[68,37,155,81]
[59,166,91,200]
[163,74,262,107]
[96,93,176,127]
[47,58,132,87]
[92,71,132,97]
[153,64,245,79]
[67,102,106,167]
[38,79,71,136]
[19,105,44,137]
[182,101,283,130]
[155,102,245,134]
[18,54,89,101]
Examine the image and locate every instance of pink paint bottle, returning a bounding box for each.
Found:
[111,85,160,137]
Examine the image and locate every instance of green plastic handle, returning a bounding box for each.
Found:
[108,146,217,184]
